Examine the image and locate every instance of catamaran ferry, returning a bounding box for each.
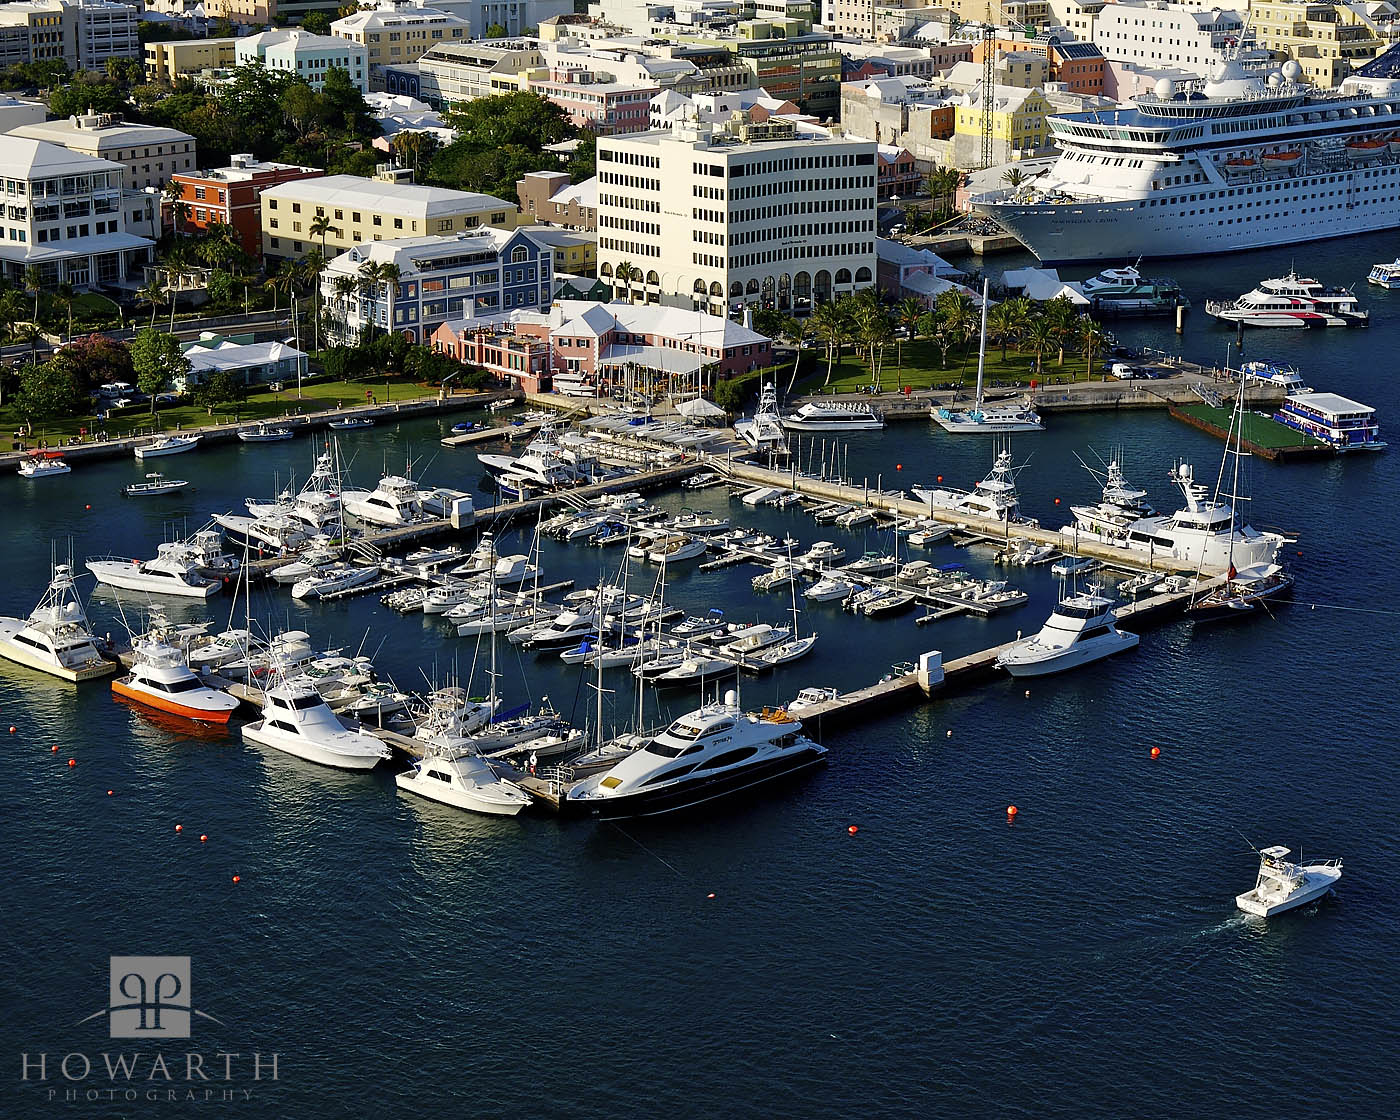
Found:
[973,55,1400,262]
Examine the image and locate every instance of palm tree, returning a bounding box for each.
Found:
[1080,318,1108,382]
[53,282,75,341]
[378,262,401,338]
[613,260,634,301]
[137,281,164,330]
[356,261,384,343]
[780,316,809,396]
[23,265,42,322]
[987,300,1019,360]
[163,180,184,236]
[1001,167,1026,190]
[893,295,923,380]
[809,301,845,387]
[301,248,326,351]
[309,213,332,259]
[1041,295,1079,366]
[852,303,890,392]
[1023,315,1057,380]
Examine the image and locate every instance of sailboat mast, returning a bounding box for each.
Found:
[975,278,990,408]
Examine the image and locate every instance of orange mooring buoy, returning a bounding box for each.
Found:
[67,758,75,767]
[232,875,241,883]
[200,834,208,843]
[1006,805,1018,819]
[1150,747,1161,759]
[174,824,183,833]
[848,825,859,835]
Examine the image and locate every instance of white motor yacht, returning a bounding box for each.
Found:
[478,423,584,497]
[1205,271,1368,328]
[237,423,295,442]
[112,637,241,724]
[290,563,380,600]
[914,450,1036,527]
[341,473,429,527]
[804,575,857,603]
[565,692,827,819]
[720,624,790,656]
[734,383,789,455]
[396,748,532,816]
[242,679,391,770]
[653,651,737,686]
[123,472,191,497]
[1236,846,1343,917]
[134,433,201,460]
[245,450,344,534]
[781,400,885,432]
[995,586,1139,677]
[18,454,71,478]
[187,628,262,672]
[87,545,221,599]
[0,563,116,682]
[269,544,342,585]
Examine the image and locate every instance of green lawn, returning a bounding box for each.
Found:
[3,376,471,448]
[793,338,1108,395]
[1176,404,1324,450]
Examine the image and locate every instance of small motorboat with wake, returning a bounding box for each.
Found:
[1236,845,1342,917]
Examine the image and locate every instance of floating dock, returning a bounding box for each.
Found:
[1169,403,1332,462]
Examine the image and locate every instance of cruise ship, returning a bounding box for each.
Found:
[973,56,1400,261]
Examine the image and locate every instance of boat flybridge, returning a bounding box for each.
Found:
[735,383,789,455]
[242,677,392,771]
[0,562,116,683]
[1236,846,1342,917]
[111,637,241,724]
[931,280,1044,433]
[914,449,1035,526]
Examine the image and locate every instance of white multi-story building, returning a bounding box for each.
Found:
[0,135,153,289]
[7,109,196,191]
[235,29,370,93]
[0,0,139,73]
[414,0,575,38]
[597,117,877,315]
[1092,1,1259,76]
[319,226,553,343]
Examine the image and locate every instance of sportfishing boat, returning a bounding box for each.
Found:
[780,400,885,432]
[1188,562,1295,622]
[971,60,1400,261]
[787,686,839,712]
[1367,258,1400,288]
[328,416,374,431]
[564,692,827,819]
[653,650,737,686]
[342,683,410,725]
[112,637,240,724]
[914,449,1035,526]
[290,563,379,601]
[237,423,295,442]
[87,544,221,599]
[245,450,344,533]
[133,433,201,460]
[804,574,858,603]
[932,280,1044,433]
[242,678,391,770]
[1077,262,1187,315]
[0,562,116,682]
[123,472,190,497]
[187,628,262,672]
[341,472,430,527]
[734,383,789,455]
[1205,271,1368,328]
[395,747,532,816]
[995,585,1139,677]
[1236,845,1342,916]
[18,452,70,478]
[478,423,584,497]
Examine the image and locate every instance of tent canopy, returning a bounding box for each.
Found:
[675,396,726,419]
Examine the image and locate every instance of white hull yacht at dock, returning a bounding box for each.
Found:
[0,563,116,683]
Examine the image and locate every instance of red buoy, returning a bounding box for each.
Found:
[232,875,241,883]
[1150,747,1161,759]
[936,475,943,483]
[50,744,58,752]
[847,825,859,835]
[174,824,183,833]
[706,892,715,899]
[896,464,902,471]
[107,790,114,796]
[199,834,208,843]
[1054,497,1061,505]
[84,505,91,510]
[8,726,15,734]
[67,758,76,767]
[1006,805,1018,818]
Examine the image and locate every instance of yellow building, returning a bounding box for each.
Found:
[522,226,596,276]
[953,84,1050,166]
[259,169,518,262]
[1249,0,1385,87]
[330,5,472,69]
[143,38,238,84]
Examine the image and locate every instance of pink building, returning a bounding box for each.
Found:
[529,71,658,136]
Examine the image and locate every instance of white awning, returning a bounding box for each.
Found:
[675,396,726,419]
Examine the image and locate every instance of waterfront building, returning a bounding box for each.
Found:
[235,29,370,93]
[0,135,154,289]
[331,2,473,72]
[517,170,598,230]
[260,170,517,262]
[144,37,237,84]
[169,155,324,257]
[596,116,877,315]
[1249,0,1385,88]
[0,0,139,73]
[179,337,310,393]
[8,110,196,191]
[320,226,553,342]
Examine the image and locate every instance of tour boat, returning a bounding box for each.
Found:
[133,433,201,460]
[1236,846,1342,917]
[123,472,190,497]
[18,452,70,478]
[995,586,1139,677]
[395,748,533,816]
[780,400,885,432]
[243,678,392,770]
[1274,392,1386,452]
[1077,263,1187,315]
[237,423,295,442]
[112,637,240,724]
[0,562,116,683]
[1205,271,1368,328]
[564,692,827,819]
[1367,259,1400,288]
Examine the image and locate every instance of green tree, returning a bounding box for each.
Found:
[485,22,508,36]
[52,334,133,394]
[443,91,573,151]
[137,281,165,330]
[23,266,42,322]
[712,377,751,415]
[1080,318,1108,381]
[751,307,787,340]
[49,76,131,118]
[300,10,332,33]
[130,328,189,415]
[391,130,441,177]
[192,368,246,414]
[52,282,76,341]
[569,128,596,183]
[1001,167,1026,190]
[15,361,81,424]
[809,301,846,387]
[1022,315,1057,379]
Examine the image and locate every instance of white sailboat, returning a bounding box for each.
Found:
[931,280,1044,434]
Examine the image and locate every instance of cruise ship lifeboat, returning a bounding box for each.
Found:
[1389,135,1400,155]
[1260,149,1302,171]
[1346,139,1387,162]
[1224,157,1257,176]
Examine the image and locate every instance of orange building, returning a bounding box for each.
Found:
[1048,40,1105,96]
[169,155,323,259]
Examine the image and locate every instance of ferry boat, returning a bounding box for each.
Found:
[780,400,885,432]
[18,452,70,478]
[111,637,240,724]
[1367,258,1400,287]
[0,562,116,682]
[1239,358,1313,393]
[1274,391,1386,451]
[734,384,789,455]
[972,58,1400,261]
[1205,271,1368,328]
[1078,263,1188,315]
[1236,845,1342,917]
[563,691,827,819]
[995,585,1139,677]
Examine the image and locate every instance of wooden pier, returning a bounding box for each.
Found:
[439,420,542,448]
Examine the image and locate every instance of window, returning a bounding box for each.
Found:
[291,202,301,213]
[393,217,402,229]
[372,215,381,226]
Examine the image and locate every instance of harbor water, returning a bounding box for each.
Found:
[3,238,1399,1116]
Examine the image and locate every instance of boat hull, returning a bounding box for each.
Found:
[395,771,528,816]
[1236,868,1341,916]
[111,676,239,724]
[0,622,117,683]
[134,439,199,459]
[242,722,387,770]
[86,561,220,599]
[563,745,828,820]
[998,630,1139,677]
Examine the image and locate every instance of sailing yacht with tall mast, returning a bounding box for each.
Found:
[932,280,1044,433]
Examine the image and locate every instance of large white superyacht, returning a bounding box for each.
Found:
[973,56,1400,261]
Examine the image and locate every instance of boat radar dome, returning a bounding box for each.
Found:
[1203,59,1262,98]
[1282,59,1303,82]
[1267,71,1283,88]
[724,689,739,709]
[1154,77,1174,100]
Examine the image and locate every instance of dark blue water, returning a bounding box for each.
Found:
[3,238,1398,1117]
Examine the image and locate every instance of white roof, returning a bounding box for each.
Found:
[543,300,768,348]
[876,237,962,277]
[598,344,707,375]
[1004,267,1090,304]
[261,175,511,219]
[0,230,151,265]
[0,135,127,177]
[321,228,526,276]
[550,176,597,208]
[675,396,726,419]
[1285,391,1374,416]
[185,340,306,372]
